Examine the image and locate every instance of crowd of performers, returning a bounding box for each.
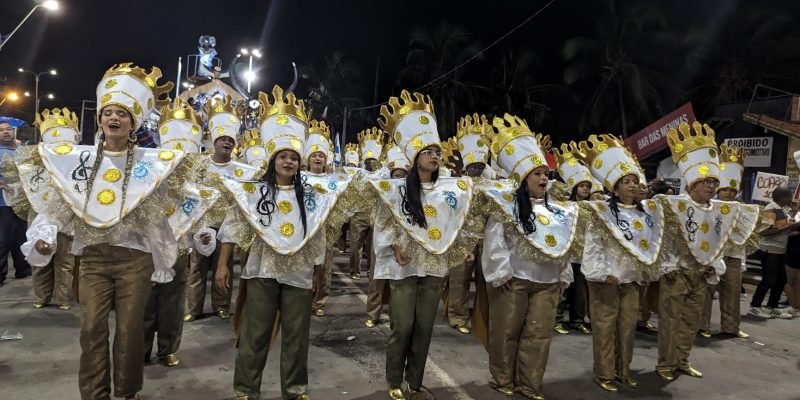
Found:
[0,62,768,400]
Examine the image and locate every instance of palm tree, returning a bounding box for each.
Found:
[299,51,365,140]
[397,22,483,137]
[477,48,567,129]
[562,0,678,136]
[681,1,800,116]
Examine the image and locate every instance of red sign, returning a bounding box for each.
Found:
[624,102,696,160]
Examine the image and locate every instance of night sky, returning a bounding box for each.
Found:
[1,0,798,141]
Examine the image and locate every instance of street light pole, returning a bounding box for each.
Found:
[0,1,60,53]
[19,68,57,142]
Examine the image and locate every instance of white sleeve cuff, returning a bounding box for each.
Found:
[193,228,217,256]
[21,224,58,267]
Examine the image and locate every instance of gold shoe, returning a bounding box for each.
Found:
[387,387,406,400]
[639,322,658,332]
[365,319,377,328]
[554,323,569,334]
[33,302,45,309]
[314,309,325,317]
[697,329,712,338]
[615,375,638,388]
[455,324,471,334]
[735,330,750,338]
[183,314,196,322]
[678,365,703,378]
[351,273,361,280]
[404,384,425,400]
[295,394,311,400]
[574,322,592,334]
[58,304,71,311]
[594,378,618,392]
[656,369,675,381]
[164,353,180,367]
[216,309,231,320]
[493,386,515,396]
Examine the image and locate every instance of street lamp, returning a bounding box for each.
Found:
[0,91,20,107]
[0,1,61,52]
[238,48,262,94]
[19,67,58,142]
[46,93,55,100]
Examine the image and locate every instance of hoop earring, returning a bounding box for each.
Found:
[128,130,137,143]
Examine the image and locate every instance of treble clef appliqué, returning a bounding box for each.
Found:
[71,150,93,193]
[399,185,413,224]
[29,167,46,193]
[686,206,699,242]
[617,217,634,241]
[256,184,276,227]
[301,174,317,212]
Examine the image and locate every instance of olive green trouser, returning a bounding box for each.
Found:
[701,257,743,333]
[386,275,445,389]
[487,279,560,398]
[348,212,372,275]
[144,254,188,359]
[447,245,481,326]
[186,241,233,316]
[234,278,312,400]
[587,281,639,381]
[311,242,335,311]
[78,244,154,400]
[657,268,707,371]
[364,236,385,320]
[32,232,77,306]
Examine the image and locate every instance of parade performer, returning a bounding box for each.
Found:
[372,90,482,400]
[480,114,580,400]
[365,142,409,328]
[28,108,80,310]
[306,119,336,317]
[347,128,383,280]
[655,122,761,380]
[699,144,756,338]
[573,136,666,391]
[216,85,354,400]
[12,63,215,399]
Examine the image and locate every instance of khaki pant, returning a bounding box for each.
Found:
[234,278,312,400]
[365,240,386,320]
[32,233,78,306]
[657,269,707,371]
[78,244,154,399]
[386,275,445,389]
[186,241,233,316]
[348,213,372,275]
[701,257,743,333]
[587,282,639,381]
[638,281,659,326]
[311,242,335,312]
[487,279,560,398]
[144,254,188,359]
[447,245,481,326]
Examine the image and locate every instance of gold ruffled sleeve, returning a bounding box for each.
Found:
[1,149,32,219]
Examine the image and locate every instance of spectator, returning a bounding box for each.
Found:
[0,121,32,285]
[750,188,798,319]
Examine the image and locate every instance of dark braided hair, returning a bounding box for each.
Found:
[515,180,555,235]
[402,154,439,228]
[607,178,646,240]
[257,151,308,236]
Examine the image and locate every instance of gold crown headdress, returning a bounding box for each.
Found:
[305,120,333,164]
[35,107,80,144]
[344,143,360,166]
[357,127,385,161]
[489,113,551,183]
[96,63,173,131]
[552,143,593,191]
[455,113,492,167]
[718,143,745,191]
[383,142,411,172]
[240,128,268,169]
[157,97,203,153]
[378,90,439,162]
[257,85,307,125]
[666,121,719,186]
[574,134,644,192]
[204,95,241,146]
